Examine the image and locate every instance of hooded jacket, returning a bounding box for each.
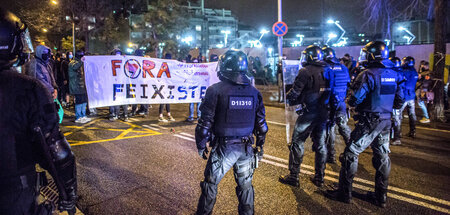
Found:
[26,45,57,95]
[68,57,86,95]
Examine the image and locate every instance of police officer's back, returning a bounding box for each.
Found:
[279,45,332,188]
[322,47,351,164]
[0,8,77,214]
[327,41,404,208]
[195,50,267,215]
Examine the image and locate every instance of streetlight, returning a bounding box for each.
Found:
[50,0,58,5]
[259,29,270,41]
[181,36,193,45]
[158,42,165,58]
[128,42,134,48]
[42,28,48,33]
[326,19,346,45]
[221,30,231,47]
[398,26,415,45]
[326,32,337,45]
[296,34,304,46]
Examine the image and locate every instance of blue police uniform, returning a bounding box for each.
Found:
[326,61,351,162]
[393,66,418,139]
[338,62,404,204]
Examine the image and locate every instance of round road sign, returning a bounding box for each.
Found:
[272,21,288,37]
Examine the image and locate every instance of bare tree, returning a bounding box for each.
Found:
[362,0,429,40]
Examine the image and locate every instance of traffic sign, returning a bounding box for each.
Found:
[272,21,288,37]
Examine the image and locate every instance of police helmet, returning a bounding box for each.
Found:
[217,50,250,85]
[402,56,415,68]
[0,8,34,68]
[359,41,389,63]
[389,57,401,68]
[322,46,338,63]
[300,45,323,65]
[134,49,145,57]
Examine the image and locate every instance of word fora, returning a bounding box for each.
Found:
[113,84,207,101]
[111,59,171,79]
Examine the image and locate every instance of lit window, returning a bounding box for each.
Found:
[196,25,202,31]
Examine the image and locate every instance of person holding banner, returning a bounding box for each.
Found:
[69,50,92,124]
[109,49,129,122]
[158,53,175,122]
[130,49,150,117]
[195,50,267,215]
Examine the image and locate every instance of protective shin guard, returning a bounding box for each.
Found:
[372,154,391,199]
[338,152,358,198]
[236,183,254,215]
[196,181,218,215]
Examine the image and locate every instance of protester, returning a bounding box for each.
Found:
[417,61,432,123]
[341,53,356,72]
[131,49,150,117]
[61,51,73,107]
[69,50,91,123]
[109,48,129,122]
[159,53,175,122]
[27,45,58,99]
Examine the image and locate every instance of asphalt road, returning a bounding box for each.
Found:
[60,104,450,215]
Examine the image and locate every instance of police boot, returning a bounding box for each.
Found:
[325,189,351,204]
[279,174,299,187]
[367,191,387,208]
[310,175,324,187]
[407,130,416,138]
[327,155,336,164]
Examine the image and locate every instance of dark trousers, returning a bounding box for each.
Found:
[288,108,328,181]
[0,187,36,215]
[159,104,170,114]
[109,105,128,117]
[339,114,391,198]
[196,142,255,215]
[326,102,351,158]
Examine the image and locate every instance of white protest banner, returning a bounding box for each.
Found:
[84,55,219,108]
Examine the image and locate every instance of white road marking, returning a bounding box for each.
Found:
[267,121,450,134]
[170,132,450,212]
[416,126,450,134]
[174,134,196,142]
[150,124,169,130]
[128,118,138,122]
[260,159,450,214]
[267,121,287,126]
[142,125,160,131]
[263,154,450,207]
[180,132,195,138]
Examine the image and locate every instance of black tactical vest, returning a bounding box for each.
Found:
[213,81,258,137]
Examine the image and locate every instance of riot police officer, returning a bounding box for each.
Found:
[279,45,332,187]
[326,41,404,208]
[392,56,418,145]
[0,8,77,214]
[322,47,351,164]
[195,50,267,215]
[389,57,405,145]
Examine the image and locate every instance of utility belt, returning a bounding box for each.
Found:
[354,112,392,123]
[217,135,254,145]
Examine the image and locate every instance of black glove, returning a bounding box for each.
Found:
[198,148,209,160]
[58,189,77,215]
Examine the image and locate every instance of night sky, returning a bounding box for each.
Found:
[206,0,367,32]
